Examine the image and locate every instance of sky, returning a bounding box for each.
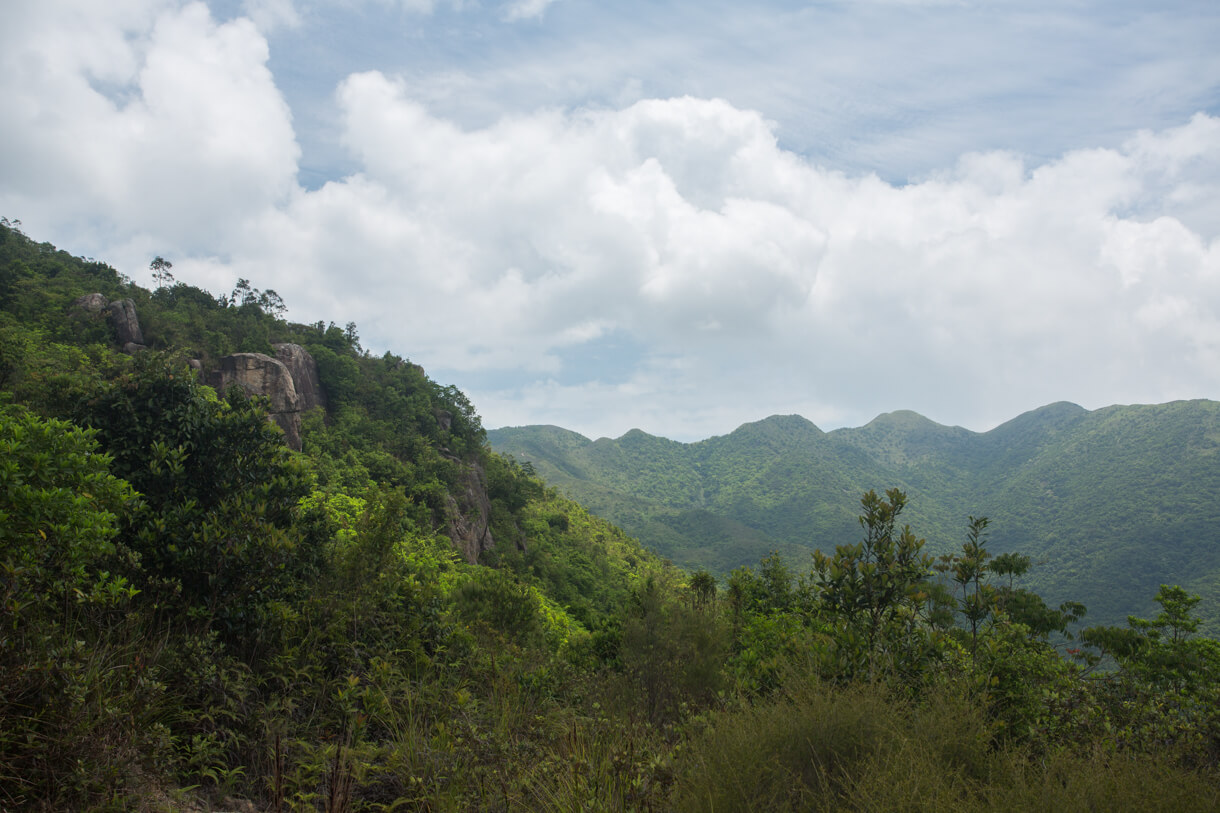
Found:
[3,0,1219,442]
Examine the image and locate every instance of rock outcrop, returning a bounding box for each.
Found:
[208,353,302,450]
[72,293,109,313]
[106,298,145,349]
[70,294,146,353]
[445,461,495,564]
[273,343,327,412]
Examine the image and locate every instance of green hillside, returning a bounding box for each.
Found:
[490,402,1220,633]
[4,220,1219,810]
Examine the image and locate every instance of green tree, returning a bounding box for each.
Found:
[257,288,286,319]
[688,569,717,610]
[951,516,993,656]
[76,353,316,649]
[1080,585,1220,761]
[620,576,727,724]
[812,488,932,677]
[150,255,174,289]
[989,551,1031,590]
[0,404,137,622]
[0,405,159,807]
[1132,584,1201,645]
[1084,585,1211,686]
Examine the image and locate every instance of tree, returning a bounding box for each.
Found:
[812,489,932,677]
[0,403,137,618]
[0,405,153,807]
[989,551,1031,590]
[1084,585,1207,681]
[688,569,717,610]
[229,277,255,307]
[933,519,1085,653]
[952,516,993,656]
[987,547,1085,640]
[257,288,287,319]
[621,576,727,723]
[1080,585,1220,760]
[149,255,174,289]
[758,552,794,613]
[75,352,315,649]
[1132,585,1201,645]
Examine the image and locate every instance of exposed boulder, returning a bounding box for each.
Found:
[445,461,495,564]
[68,293,115,342]
[70,294,146,352]
[273,343,327,413]
[107,298,144,348]
[72,293,109,313]
[208,353,302,450]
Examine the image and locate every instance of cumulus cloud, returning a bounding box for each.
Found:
[310,83,1220,437]
[3,1,1218,441]
[0,0,298,261]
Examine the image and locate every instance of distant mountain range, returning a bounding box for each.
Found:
[489,401,1220,633]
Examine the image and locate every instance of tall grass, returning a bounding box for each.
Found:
[673,677,1220,813]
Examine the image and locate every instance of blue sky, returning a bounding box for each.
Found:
[3,0,1219,440]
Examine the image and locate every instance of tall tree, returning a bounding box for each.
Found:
[812,488,932,677]
[149,255,174,289]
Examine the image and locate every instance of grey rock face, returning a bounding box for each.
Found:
[71,294,146,352]
[107,299,145,348]
[445,461,495,564]
[72,293,110,313]
[209,353,302,450]
[273,343,327,412]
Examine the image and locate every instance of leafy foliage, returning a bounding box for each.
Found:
[0,405,157,808]
[2,220,1218,809]
[74,352,319,649]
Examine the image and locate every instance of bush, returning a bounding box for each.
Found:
[0,404,169,808]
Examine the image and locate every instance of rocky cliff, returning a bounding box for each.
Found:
[445,461,495,564]
[274,343,327,413]
[69,294,496,560]
[208,352,303,450]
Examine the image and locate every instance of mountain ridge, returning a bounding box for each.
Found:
[489,401,1220,633]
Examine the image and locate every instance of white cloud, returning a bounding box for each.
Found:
[217,75,1220,438]
[502,0,562,22]
[0,0,298,263]
[2,1,1218,441]
[243,0,302,31]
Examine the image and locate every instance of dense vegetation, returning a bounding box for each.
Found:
[2,220,1219,810]
[489,403,1220,634]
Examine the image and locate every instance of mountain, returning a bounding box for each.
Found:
[489,402,1220,633]
[6,223,1220,810]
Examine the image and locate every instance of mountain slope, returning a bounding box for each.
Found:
[489,402,1220,632]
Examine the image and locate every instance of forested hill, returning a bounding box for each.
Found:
[5,220,1220,810]
[0,219,671,808]
[489,401,1220,633]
